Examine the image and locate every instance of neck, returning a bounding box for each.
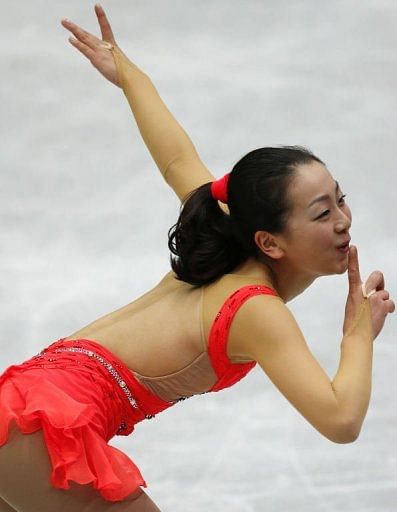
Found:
[271,262,316,303]
[230,257,316,303]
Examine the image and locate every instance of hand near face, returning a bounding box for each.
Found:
[343,245,395,340]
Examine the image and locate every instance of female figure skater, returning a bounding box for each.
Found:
[0,4,394,511]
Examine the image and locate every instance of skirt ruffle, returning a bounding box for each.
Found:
[0,368,147,502]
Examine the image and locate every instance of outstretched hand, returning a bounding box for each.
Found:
[343,245,395,340]
[61,4,121,87]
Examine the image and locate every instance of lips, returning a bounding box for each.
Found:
[337,238,351,249]
[337,238,351,252]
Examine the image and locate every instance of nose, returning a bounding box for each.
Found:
[335,208,352,233]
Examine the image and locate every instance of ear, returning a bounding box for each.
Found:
[254,230,285,260]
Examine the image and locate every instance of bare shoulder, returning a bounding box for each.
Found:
[228,293,302,361]
[159,269,176,282]
[157,268,192,290]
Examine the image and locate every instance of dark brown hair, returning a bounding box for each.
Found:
[168,145,325,286]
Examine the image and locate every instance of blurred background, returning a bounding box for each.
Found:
[1,1,396,510]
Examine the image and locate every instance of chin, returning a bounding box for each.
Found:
[335,259,349,275]
[320,260,349,277]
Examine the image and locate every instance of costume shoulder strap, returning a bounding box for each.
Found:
[207,284,279,381]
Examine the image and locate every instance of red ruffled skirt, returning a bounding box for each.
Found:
[0,338,173,502]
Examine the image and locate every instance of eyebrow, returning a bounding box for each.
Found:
[308,180,340,208]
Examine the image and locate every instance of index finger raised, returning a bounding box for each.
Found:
[347,245,362,289]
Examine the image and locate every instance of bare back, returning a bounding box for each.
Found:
[63,270,279,376]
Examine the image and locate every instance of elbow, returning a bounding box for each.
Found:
[330,430,359,444]
[328,419,361,444]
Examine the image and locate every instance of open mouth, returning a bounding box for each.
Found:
[337,243,350,253]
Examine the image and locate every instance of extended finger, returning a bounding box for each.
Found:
[348,245,361,288]
[61,19,102,51]
[95,4,116,44]
[67,35,96,61]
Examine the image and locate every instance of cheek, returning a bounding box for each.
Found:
[310,223,334,248]
[295,226,327,254]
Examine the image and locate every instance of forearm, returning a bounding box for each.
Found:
[112,46,200,179]
[331,298,374,437]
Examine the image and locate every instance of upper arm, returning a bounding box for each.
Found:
[230,295,353,443]
[164,157,230,214]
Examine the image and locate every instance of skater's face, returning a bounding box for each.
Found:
[254,160,352,278]
[281,160,352,276]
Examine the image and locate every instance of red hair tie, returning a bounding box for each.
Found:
[210,173,230,204]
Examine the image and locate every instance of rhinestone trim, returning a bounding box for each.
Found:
[33,343,212,431]
[53,346,139,410]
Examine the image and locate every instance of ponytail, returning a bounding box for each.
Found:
[167,182,248,287]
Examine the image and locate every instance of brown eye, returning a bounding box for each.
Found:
[316,195,346,220]
[318,210,330,219]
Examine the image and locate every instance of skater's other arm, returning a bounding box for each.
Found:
[230,294,374,444]
[228,245,397,444]
[61,6,218,205]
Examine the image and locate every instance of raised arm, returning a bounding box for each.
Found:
[110,44,216,203]
[61,5,216,203]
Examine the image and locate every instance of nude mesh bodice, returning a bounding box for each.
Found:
[130,282,280,402]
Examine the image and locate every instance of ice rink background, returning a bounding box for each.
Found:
[1,1,396,510]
